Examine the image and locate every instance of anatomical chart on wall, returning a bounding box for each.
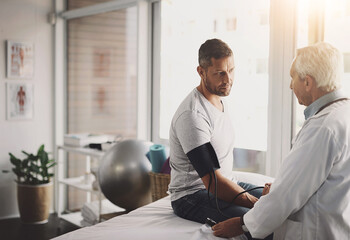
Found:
[6,82,34,120]
[7,41,34,79]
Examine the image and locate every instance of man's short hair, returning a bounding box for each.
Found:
[198,39,233,69]
[293,42,343,92]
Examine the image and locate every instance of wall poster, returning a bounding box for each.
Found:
[7,41,34,79]
[6,82,34,120]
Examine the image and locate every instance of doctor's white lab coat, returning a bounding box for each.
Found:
[244,99,350,240]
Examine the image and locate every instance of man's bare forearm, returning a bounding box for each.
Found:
[201,170,258,208]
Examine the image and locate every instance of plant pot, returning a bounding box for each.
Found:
[17,182,53,224]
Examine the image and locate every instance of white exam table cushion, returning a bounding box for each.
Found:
[53,171,273,240]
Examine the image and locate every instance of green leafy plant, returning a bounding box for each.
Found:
[7,144,56,185]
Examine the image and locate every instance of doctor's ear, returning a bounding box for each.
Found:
[304,75,315,91]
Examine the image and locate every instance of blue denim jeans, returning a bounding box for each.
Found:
[171,181,273,240]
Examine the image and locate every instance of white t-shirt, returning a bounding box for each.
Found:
[169,88,236,201]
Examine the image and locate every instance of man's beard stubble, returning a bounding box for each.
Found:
[204,76,232,97]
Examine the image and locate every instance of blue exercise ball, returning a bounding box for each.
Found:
[98,139,152,211]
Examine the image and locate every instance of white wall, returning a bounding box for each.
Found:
[0,0,53,219]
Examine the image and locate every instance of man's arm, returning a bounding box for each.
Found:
[186,141,258,208]
[175,111,258,207]
[202,170,258,208]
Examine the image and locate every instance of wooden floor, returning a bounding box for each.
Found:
[0,214,80,240]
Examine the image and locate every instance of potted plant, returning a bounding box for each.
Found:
[7,144,56,224]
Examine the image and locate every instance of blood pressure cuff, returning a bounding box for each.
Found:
[186,142,220,178]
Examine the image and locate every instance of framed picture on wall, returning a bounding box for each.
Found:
[7,41,34,79]
[6,82,34,120]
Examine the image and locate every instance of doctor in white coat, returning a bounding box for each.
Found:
[212,42,350,239]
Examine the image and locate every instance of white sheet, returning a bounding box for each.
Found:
[53,196,248,240]
[52,171,273,240]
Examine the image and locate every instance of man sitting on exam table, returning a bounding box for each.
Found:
[168,38,272,240]
[213,42,350,239]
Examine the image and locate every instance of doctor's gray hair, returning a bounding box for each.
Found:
[198,39,233,70]
[293,42,343,92]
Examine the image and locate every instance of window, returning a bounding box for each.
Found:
[67,0,115,10]
[294,0,310,134]
[67,8,137,137]
[294,0,350,135]
[324,0,350,95]
[66,1,138,210]
[154,0,270,173]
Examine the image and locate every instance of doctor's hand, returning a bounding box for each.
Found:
[262,183,272,196]
[212,217,243,238]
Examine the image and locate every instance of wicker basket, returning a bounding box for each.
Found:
[149,172,170,201]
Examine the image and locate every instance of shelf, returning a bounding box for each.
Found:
[57,145,105,158]
[55,144,110,227]
[59,176,99,194]
[60,212,83,227]
[60,200,126,228]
